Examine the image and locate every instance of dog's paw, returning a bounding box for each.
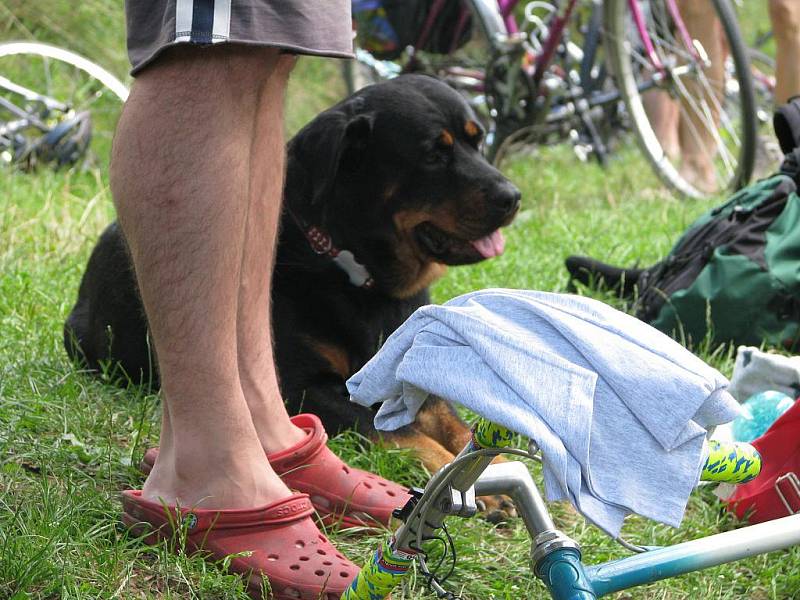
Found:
[476,494,517,525]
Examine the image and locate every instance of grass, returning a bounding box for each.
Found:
[1,2,799,599]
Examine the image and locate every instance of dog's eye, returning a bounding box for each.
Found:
[467,131,484,150]
[425,142,452,165]
[425,150,445,165]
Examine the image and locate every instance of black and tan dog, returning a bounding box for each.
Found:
[65,74,520,515]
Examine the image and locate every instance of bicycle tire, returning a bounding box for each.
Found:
[604,0,758,198]
[0,41,129,167]
[0,42,128,101]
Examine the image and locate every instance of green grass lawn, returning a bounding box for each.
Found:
[2,2,800,599]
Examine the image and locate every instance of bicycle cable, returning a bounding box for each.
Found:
[614,535,648,554]
[417,526,460,599]
[410,446,537,598]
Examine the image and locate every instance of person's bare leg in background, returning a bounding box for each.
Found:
[111,45,302,509]
[644,2,724,192]
[648,1,800,191]
[770,0,800,104]
[644,90,680,160]
[675,0,726,193]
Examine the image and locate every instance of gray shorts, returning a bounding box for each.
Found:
[125,0,353,75]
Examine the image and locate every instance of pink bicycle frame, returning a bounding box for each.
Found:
[396,0,701,119]
[410,0,697,85]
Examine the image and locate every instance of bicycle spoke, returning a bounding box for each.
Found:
[694,67,742,147]
[671,72,737,182]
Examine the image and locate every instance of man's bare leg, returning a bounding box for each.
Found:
[111,45,291,509]
[770,0,800,104]
[236,55,306,452]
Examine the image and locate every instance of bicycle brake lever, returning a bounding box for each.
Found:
[391,486,425,522]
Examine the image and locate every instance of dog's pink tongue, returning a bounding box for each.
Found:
[471,229,505,258]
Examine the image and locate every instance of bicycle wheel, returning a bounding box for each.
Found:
[0,41,128,169]
[604,0,757,198]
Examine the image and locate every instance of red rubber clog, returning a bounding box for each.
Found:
[122,490,358,599]
[140,413,410,530]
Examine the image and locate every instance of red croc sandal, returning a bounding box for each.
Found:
[270,414,410,529]
[139,413,410,530]
[121,490,358,600]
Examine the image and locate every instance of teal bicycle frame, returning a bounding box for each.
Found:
[342,418,800,599]
[536,512,800,599]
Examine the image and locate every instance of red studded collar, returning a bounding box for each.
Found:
[286,206,375,290]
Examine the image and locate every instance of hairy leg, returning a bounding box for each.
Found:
[770,0,800,104]
[111,45,290,509]
[236,55,306,453]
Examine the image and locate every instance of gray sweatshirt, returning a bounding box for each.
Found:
[347,289,739,536]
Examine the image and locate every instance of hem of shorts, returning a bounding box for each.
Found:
[130,38,355,76]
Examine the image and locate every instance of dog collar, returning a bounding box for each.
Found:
[287,207,375,289]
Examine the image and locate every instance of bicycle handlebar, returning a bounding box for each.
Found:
[341,422,763,599]
[340,540,416,599]
[341,419,514,599]
[700,439,762,484]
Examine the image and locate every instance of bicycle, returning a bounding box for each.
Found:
[0,41,128,170]
[342,418,800,599]
[346,0,759,199]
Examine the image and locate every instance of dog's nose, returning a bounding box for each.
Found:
[490,181,521,216]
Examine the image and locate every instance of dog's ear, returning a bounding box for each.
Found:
[337,114,374,177]
[289,107,375,206]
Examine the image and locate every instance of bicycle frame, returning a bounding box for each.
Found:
[0,74,68,138]
[388,0,700,166]
[408,0,679,88]
[582,515,800,596]
[342,418,800,599]
[501,463,800,599]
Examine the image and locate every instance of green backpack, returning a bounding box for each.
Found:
[641,173,800,347]
[566,101,800,349]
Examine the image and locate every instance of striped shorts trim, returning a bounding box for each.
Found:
[174,0,231,44]
[125,0,353,75]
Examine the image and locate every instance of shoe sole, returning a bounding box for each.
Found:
[121,511,343,600]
